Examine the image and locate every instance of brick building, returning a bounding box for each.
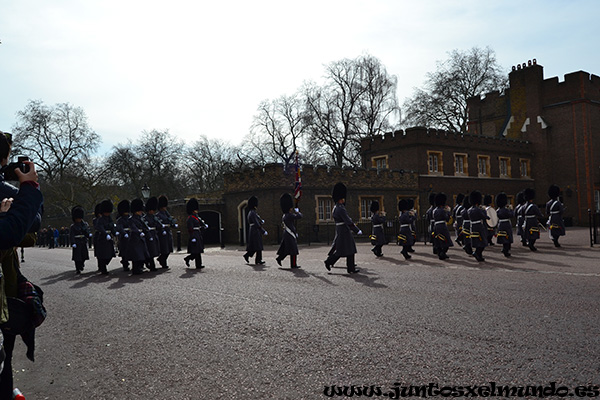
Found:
[218,163,418,246]
[361,61,600,225]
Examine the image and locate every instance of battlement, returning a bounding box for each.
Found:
[469,61,600,108]
[224,162,418,193]
[361,126,529,153]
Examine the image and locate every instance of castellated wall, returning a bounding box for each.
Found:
[224,163,418,193]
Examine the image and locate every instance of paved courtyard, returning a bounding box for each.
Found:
[9,228,600,399]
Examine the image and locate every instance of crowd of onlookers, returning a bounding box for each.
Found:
[36,226,78,248]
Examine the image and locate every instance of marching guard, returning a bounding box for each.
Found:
[156,195,178,269]
[94,199,117,274]
[143,197,161,271]
[546,185,566,247]
[323,182,362,274]
[115,200,131,271]
[432,193,453,260]
[243,196,267,265]
[425,192,436,251]
[515,191,527,246]
[495,193,514,257]
[185,198,208,269]
[370,200,386,257]
[128,198,151,275]
[275,193,302,268]
[397,199,415,259]
[459,194,473,256]
[468,191,489,262]
[452,194,465,246]
[70,206,91,274]
[522,188,543,251]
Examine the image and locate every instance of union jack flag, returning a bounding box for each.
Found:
[294,151,302,201]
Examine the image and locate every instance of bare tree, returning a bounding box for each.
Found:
[304,54,399,167]
[250,93,308,169]
[12,99,100,182]
[105,130,185,199]
[403,46,507,133]
[185,135,242,193]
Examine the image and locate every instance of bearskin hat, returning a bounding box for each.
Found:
[516,191,525,205]
[398,199,408,212]
[100,199,113,214]
[548,185,560,200]
[469,190,482,206]
[428,192,436,206]
[71,206,84,221]
[158,195,168,209]
[483,194,493,206]
[131,198,144,213]
[280,193,293,214]
[332,182,347,203]
[435,192,447,207]
[456,193,465,206]
[370,200,380,213]
[247,195,258,209]
[145,196,158,212]
[186,198,199,215]
[462,192,471,209]
[94,203,101,217]
[117,200,130,216]
[524,188,536,201]
[496,192,508,208]
[407,198,415,210]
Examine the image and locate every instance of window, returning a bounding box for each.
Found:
[499,157,511,178]
[427,151,443,175]
[595,190,600,212]
[477,155,491,177]
[371,155,388,170]
[359,196,383,221]
[316,196,333,221]
[454,153,468,176]
[519,159,531,178]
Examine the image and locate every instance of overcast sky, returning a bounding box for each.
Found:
[1,0,598,155]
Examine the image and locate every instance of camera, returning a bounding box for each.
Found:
[1,156,30,181]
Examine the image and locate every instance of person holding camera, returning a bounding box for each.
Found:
[0,131,45,399]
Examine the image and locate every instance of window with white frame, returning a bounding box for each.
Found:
[427,151,443,175]
[316,196,333,222]
[478,155,490,177]
[499,157,511,178]
[454,153,468,176]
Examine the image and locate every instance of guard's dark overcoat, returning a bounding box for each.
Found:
[546,199,566,238]
[115,215,131,261]
[187,213,207,254]
[277,211,302,257]
[522,202,543,242]
[459,208,471,244]
[70,221,90,262]
[94,215,116,259]
[127,214,150,262]
[433,207,454,249]
[398,211,415,246]
[143,213,161,257]
[328,203,359,257]
[496,207,514,244]
[246,209,265,252]
[453,204,464,238]
[515,203,525,237]
[157,210,177,254]
[371,213,386,246]
[468,206,489,248]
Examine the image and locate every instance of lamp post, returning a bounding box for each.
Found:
[141,183,150,200]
